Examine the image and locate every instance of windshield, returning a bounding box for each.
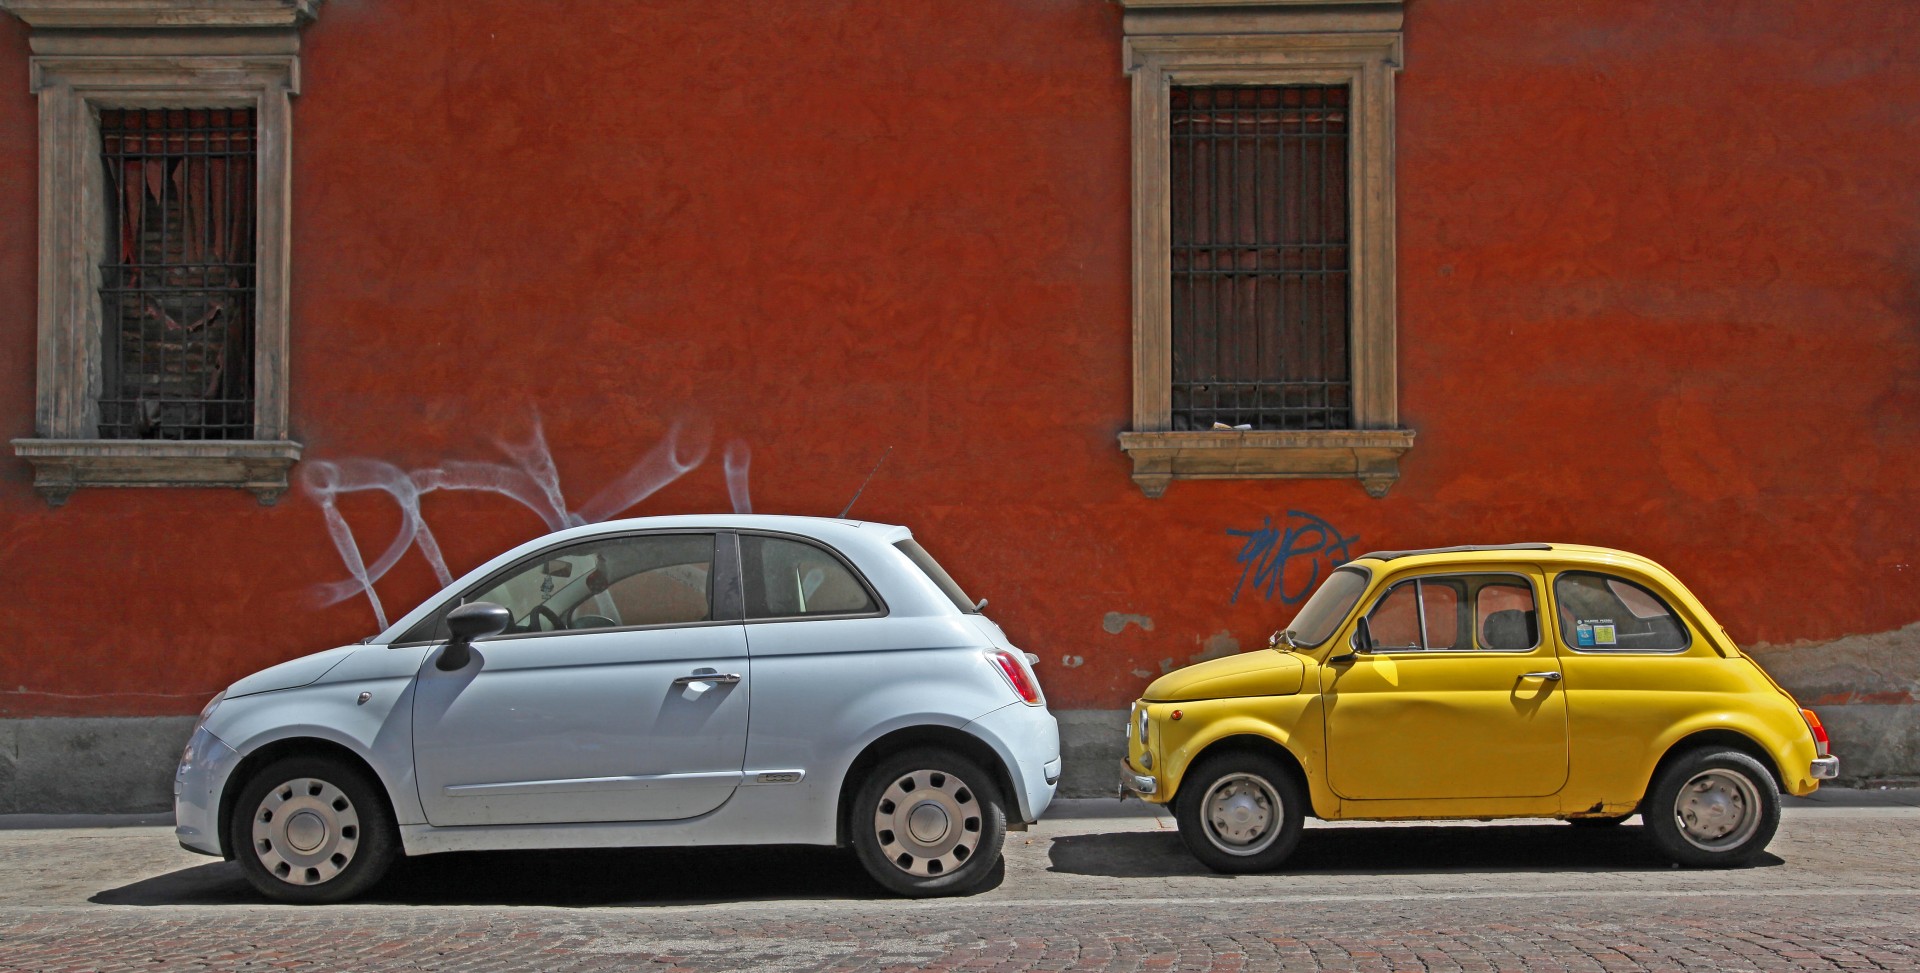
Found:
[1284,566,1371,647]
[894,539,979,614]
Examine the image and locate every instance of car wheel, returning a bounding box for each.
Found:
[1174,752,1306,873]
[851,748,1007,897]
[1567,814,1632,828]
[229,755,398,903]
[1643,748,1780,868]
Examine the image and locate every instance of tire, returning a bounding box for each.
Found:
[228,755,399,904]
[850,747,1008,897]
[1568,814,1632,828]
[1642,748,1780,868]
[1173,751,1306,873]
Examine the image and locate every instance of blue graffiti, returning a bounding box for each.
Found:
[1227,511,1359,605]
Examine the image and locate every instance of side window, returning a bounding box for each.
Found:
[1364,574,1537,652]
[1363,578,1464,651]
[741,535,877,620]
[1476,582,1539,651]
[1554,572,1690,653]
[403,533,715,642]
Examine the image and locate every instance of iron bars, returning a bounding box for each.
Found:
[1169,85,1351,431]
[97,107,257,440]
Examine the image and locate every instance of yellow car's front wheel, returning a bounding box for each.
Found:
[1174,752,1306,873]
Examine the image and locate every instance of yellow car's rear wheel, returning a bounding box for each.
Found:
[1643,748,1780,868]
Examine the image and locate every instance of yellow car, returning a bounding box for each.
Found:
[1121,543,1838,871]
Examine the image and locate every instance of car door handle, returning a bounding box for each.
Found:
[672,672,741,686]
[1520,671,1562,682]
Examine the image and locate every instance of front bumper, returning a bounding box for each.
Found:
[1118,759,1157,798]
[1811,755,1840,780]
[173,725,241,857]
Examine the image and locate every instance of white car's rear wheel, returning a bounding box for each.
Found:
[230,755,397,903]
[851,748,1006,897]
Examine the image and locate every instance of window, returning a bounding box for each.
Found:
[741,535,879,620]
[98,108,257,441]
[1554,572,1691,654]
[1116,0,1413,498]
[1363,574,1540,652]
[894,539,980,614]
[1284,565,1370,647]
[403,533,717,642]
[6,3,319,506]
[1365,578,1461,651]
[1170,85,1350,432]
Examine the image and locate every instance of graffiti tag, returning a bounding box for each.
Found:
[301,413,752,630]
[1226,511,1358,605]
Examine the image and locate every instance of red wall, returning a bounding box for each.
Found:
[2,0,1915,717]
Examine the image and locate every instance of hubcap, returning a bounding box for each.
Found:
[251,777,361,886]
[873,769,981,878]
[1202,772,1282,856]
[1673,768,1761,852]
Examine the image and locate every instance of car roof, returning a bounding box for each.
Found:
[1346,542,1673,574]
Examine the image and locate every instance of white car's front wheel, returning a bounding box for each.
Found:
[229,755,397,903]
[851,748,1007,897]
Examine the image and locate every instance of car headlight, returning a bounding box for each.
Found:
[1137,707,1150,745]
[196,691,225,725]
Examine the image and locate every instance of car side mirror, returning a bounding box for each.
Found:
[438,601,511,671]
[1351,616,1377,655]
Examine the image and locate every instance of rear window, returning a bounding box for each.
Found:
[895,539,979,614]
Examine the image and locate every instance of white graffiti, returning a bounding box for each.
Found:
[301,415,745,630]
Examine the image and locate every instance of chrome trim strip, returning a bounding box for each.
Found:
[445,770,745,797]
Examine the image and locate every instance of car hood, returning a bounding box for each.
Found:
[1142,650,1305,702]
[225,645,358,699]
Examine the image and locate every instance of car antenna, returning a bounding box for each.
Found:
[838,446,892,519]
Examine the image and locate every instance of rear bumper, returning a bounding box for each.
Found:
[963,702,1059,824]
[1810,755,1840,780]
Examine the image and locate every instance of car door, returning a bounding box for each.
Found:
[1322,569,1569,801]
[411,530,751,827]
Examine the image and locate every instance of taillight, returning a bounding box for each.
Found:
[1801,708,1830,757]
[987,650,1043,705]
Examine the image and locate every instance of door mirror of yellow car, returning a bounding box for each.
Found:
[1351,616,1376,655]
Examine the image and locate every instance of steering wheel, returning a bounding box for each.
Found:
[524,604,563,633]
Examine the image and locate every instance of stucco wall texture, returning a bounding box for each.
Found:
[1,1,1915,770]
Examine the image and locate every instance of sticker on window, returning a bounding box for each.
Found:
[1576,619,1617,647]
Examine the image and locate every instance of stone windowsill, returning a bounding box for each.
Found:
[12,438,303,507]
[1118,428,1414,498]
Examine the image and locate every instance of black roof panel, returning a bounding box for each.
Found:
[1355,543,1554,562]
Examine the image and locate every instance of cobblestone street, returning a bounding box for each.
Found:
[2,793,1917,972]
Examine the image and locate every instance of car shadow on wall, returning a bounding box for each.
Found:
[90,844,952,907]
[1046,823,1784,877]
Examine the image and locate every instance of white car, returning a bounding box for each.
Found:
[174,515,1060,901]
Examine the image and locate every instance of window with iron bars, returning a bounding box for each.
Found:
[98,107,257,441]
[1169,84,1349,432]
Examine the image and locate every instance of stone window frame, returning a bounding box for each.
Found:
[1116,1,1414,499]
[3,1,317,506]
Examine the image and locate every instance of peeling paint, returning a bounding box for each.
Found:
[1130,669,1153,679]
[1190,629,1241,664]
[1102,612,1154,635]
[1158,657,1176,674]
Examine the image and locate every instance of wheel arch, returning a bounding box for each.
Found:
[1643,728,1787,805]
[1175,732,1318,816]
[216,736,393,859]
[833,724,1020,847]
